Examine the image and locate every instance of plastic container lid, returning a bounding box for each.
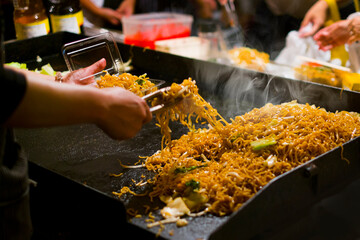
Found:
[62,32,124,81]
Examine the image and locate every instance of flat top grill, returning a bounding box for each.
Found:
[7,32,360,240]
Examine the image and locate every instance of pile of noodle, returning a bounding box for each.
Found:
[96,72,156,97]
[151,78,228,148]
[228,47,269,72]
[145,100,360,216]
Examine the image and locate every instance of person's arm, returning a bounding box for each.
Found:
[116,0,136,17]
[299,0,355,38]
[191,0,218,19]
[312,12,360,50]
[6,58,106,85]
[80,0,123,25]
[313,19,351,50]
[299,0,329,37]
[347,15,360,44]
[3,63,152,141]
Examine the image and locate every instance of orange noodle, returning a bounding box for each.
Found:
[145,99,360,216]
[96,72,156,97]
[151,78,228,148]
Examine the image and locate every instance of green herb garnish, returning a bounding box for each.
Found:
[250,136,277,151]
[185,179,200,190]
[174,164,207,174]
[136,79,146,85]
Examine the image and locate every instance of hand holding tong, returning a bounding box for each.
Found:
[142,86,186,113]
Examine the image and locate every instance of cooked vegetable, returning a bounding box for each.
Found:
[145,100,360,217]
[160,197,190,219]
[6,61,57,76]
[185,179,200,190]
[250,136,277,151]
[39,63,56,76]
[135,78,146,85]
[6,62,27,69]
[174,164,207,174]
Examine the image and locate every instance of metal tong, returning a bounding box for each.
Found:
[142,86,185,113]
[222,0,239,28]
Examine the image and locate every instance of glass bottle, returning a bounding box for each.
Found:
[47,0,84,34]
[13,0,50,40]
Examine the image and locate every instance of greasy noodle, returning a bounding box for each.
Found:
[145,100,360,216]
[96,72,156,97]
[228,47,269,72]
[151,78,228,148]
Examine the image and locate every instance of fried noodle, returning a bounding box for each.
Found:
[146,99,360,216]
[96,72,156,97]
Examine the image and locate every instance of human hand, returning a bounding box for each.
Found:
[313,19,351,51]
[61,58,106,85]
[96,87,152,140]
[299,0,328,37]
[98,7,124,25]
[348,16,360,44]
[217,0,228,5]
[193,0,217,19]
[116,0,135,18]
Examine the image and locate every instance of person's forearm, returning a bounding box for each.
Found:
[120,0,136,6]
[79,0,103,16]
[5,74,103,128]
[6,65,55,82]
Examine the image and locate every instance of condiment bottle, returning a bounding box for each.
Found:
[13,0,50,40]
[47,0,84,34]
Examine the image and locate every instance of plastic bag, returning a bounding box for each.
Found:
[274,24,331,67]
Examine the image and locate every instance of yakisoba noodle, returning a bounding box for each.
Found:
[151,78,228,148]
[96,72,156,97]
[228,47,269,72]
[145,100,360,217]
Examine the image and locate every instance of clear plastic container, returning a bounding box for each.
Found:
[62,32,165,90]
[122,12,193,49]
[62,32,123,81]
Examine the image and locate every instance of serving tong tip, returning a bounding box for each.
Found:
[142,86,187,113]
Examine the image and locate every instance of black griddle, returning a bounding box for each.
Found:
[5,32,360,240]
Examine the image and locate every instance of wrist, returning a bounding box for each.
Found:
[84,88,108,126]
[124,0,136,5]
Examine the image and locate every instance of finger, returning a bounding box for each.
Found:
[92,58,107,72]
[319,44,333,51]
[308,22,322,36]
[81,58,107,76]
[315,38,330,49]
[109,18,121,25]
[300,18,310,29]
[348,35,357,44]
[299,24,319,38]
[143,102,152,124]
[314,29,331,42]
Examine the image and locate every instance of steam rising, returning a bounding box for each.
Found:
[188,60,351,120]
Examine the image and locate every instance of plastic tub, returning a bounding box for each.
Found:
[122,12,193,49]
